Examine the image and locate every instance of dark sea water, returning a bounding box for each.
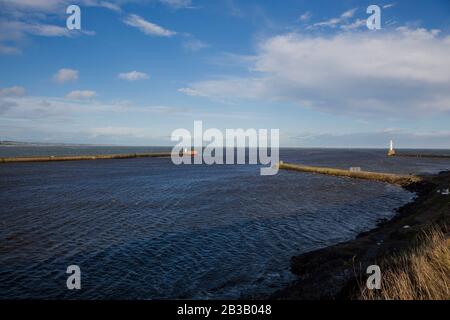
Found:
[0,147,449,299]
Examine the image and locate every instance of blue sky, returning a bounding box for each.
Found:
[0,0,450,147]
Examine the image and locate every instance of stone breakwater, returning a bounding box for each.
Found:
[278,162,422,186]
[0,152,174,163]
[391,153,450,159]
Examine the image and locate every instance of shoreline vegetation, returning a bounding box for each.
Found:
[273,164,450,300]
[359,227,450,300]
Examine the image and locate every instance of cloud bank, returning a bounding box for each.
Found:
[53,68,79,83]
[123,14,176,37]
[159,0,193,9]
[180,27,450,118]
[0,86,25,97]
[65,90,97,99]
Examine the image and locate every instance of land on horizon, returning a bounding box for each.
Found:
[2,140,450,151]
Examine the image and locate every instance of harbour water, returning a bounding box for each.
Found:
[0,147,449,299]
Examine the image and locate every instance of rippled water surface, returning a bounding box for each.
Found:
[1,147,449,299]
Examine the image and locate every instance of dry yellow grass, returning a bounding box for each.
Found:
[359,228,450,300]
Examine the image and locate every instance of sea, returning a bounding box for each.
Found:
[0,146,449,299]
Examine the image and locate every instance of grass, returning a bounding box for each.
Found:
[359,227,450,300]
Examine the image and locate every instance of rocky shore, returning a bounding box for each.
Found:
[272,170,450,299]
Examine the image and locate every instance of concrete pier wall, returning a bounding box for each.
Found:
[392,153,450,159]
[0,152,174,163]
[278,162,422,185]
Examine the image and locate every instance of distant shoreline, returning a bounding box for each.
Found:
[0,142,116,147]
[0,152,177,163]
[2,141,450,150]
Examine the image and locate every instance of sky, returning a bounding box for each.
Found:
[0,0,450,148]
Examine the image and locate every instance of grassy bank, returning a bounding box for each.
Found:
[359,227,450,300]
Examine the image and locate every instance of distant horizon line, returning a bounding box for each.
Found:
[1,140,449,150]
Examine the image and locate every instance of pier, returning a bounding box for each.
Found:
[390,153,450,159]
[387,140,450,158]
[278,162,422,185]
[0,152,174,163]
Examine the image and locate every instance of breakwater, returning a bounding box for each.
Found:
[278,162,422,185]
[0,152,174,163]
[391,153,450,159]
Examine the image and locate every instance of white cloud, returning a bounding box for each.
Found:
[182,37,209,51]
[0,44,21,55]
[179,28,450,117]
[0,94,189,120]
[21,22,69,37]
[224,0,244,17]
[0,93,194,143]
[312,8,358,28]
[340,18,366,30]
[0,20,95,42]
[0,0,121,12]
[0,20,70,40]
[312,18,340,28]
[341,8,357,19]
[0,86,25,97]
[123,14,176,37]
[0,0,108,54]
[88,126,152,139]
[287,129,450,148]
[2,93,448,147]
[179,78,267,101]
[298,11,312,22]
[0,0,66,12]
[118,71,149,81]
[65,90,97,99]
[383,3,396,9]
[159,0,193,9]
[53,68,79,83]
[85,0,122,12]
[178,87,207,97]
